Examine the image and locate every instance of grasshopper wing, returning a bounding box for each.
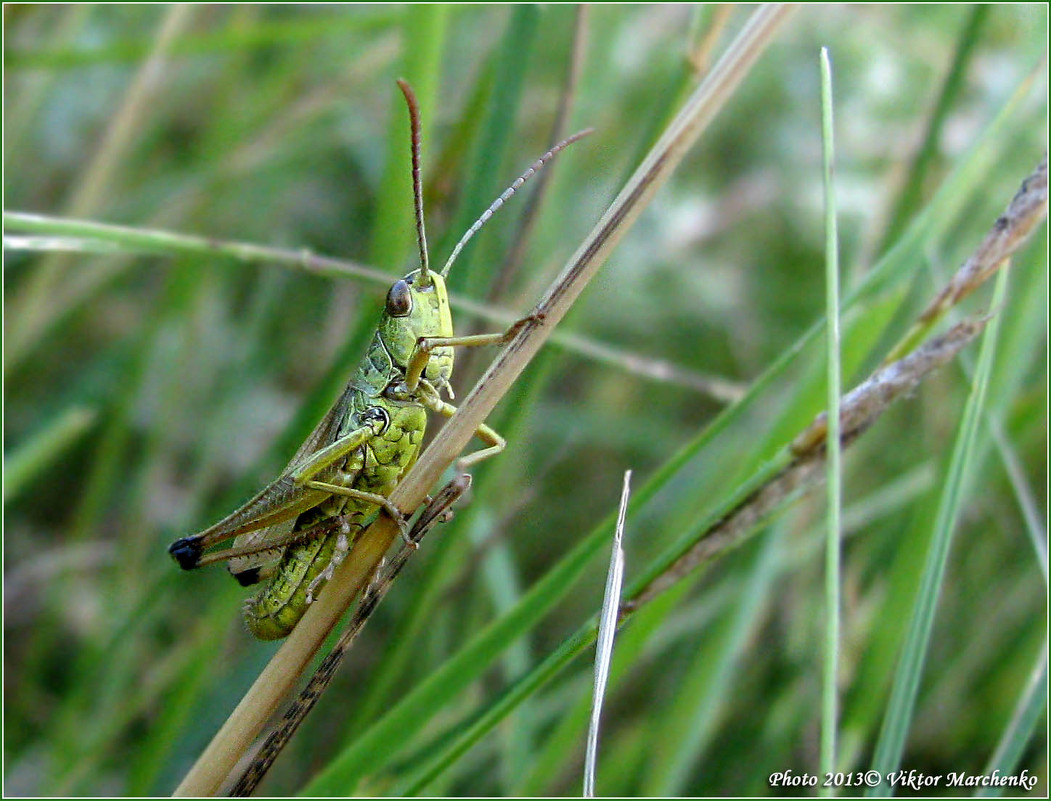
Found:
[169,384,361,570]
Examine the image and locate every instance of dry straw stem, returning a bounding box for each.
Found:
[885,154,1047,364]
[227,477,471,797]
[628,317,989,612]
[172,4,796,795]
[3,210,739,400]
[8,4,196,363]
[927,153,1047,310]
[625,152,1049,613]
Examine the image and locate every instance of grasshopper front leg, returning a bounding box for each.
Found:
[415,380,506,471]
[404,313,544,393]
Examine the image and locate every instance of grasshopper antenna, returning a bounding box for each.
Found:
[397,79,431,287]
[440,127,594,278]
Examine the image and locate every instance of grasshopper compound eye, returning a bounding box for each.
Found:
[385,280,412,317]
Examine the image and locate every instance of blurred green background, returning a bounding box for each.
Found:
[3,4,1047,796]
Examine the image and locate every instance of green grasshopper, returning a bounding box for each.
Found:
[168,80,587,640]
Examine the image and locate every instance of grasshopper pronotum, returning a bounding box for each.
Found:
[168,81,588,639]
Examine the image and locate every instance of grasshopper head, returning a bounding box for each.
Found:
[378,268,455,391]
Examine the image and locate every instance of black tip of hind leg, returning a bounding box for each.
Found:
[168,537,203,570]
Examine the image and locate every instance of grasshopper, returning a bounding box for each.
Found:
[168,80,587,640]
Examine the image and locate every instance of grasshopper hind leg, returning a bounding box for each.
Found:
[305,520,352,603]
[241,512,359,640]
[168,537,204,570]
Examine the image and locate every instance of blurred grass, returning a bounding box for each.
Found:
[3,4,1047,797]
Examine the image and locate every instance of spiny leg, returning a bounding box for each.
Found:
[306,518,352,603]
[302,481,416,547]
[168,419,385,570]
[179,515,346,575]
[409,473,473,542]
[303,475,469,605]
[287,413,416,546]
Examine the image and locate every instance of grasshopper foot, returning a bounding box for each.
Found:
[168,537,203,570]
[503,311,546,342]
[398,517,419,550]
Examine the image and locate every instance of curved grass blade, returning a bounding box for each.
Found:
[583,470,629,798]
[866,270,1010,794]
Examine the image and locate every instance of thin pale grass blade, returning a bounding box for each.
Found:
[583,470,629,798]
[866,269,1010,794]
[3,235,125,254]
[819,45,843,787]
[2,211,735,400]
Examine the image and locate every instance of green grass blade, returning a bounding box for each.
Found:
[442,5,540,295]
[3,406,97,503]
[5,7,1042,796]
[643,526,784,795]
[975,645,1048,797]
[302,64,1037,788]
[867,269,1010,794]
[367,5,448,271]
